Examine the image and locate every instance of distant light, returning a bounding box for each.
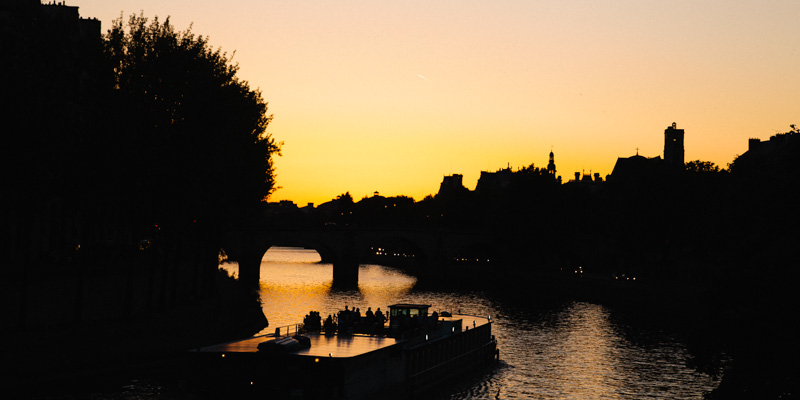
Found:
[221,353,225,358]
[315,358,319,363]
[425,335,429,340]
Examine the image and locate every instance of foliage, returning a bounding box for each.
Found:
[102,14,281,227]
[336,192,354,204]
[685,160,722,173]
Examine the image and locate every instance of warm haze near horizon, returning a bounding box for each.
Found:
[70,0,799,206]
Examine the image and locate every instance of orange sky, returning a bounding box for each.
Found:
[71,0,799,205]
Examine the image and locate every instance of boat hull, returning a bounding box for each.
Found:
[186,316,497,399]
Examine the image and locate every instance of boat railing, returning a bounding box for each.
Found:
[272,323,303,337]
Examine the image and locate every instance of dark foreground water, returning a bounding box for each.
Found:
[42,247,721,399]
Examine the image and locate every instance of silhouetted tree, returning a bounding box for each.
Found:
[102,14,281,230]
[336,192,354,204]
[685,160,722,173]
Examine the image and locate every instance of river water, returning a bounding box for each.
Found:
[46,247,719,399]
[219,247,720,399]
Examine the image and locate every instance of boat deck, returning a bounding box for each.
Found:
[197,333,399,358]
[195,315,490,359]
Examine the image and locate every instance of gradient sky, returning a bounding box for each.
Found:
[70,0,799,205]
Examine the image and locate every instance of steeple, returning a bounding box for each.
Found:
[547,148,556,175]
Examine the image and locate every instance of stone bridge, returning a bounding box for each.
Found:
[223,227,505,287]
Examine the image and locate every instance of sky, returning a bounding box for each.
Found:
[68,0,799,206]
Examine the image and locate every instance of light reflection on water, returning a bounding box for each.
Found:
[221,247,719,399]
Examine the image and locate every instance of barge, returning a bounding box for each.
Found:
[188,303,498,399]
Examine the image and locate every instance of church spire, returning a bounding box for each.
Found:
[547,148,556,175]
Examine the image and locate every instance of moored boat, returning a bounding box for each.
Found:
[187,303,498,399]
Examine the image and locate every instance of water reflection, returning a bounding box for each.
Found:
[546,303,621,399]
[28,248,718,399]
[221,247,419,331]
[224,247,718,399]
[460,301,718,400]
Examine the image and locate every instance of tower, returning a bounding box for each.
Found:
[547,149,556,175]
[664,122,684,169]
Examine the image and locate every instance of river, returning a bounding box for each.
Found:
[221,247,720,399]
[45,247,720,399]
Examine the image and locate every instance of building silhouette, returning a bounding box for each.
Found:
[2,1,101,39]
[664,122,685,169]
[609,153,663,182]
[729,127,800,177]
[437,174,468,196]
[475,168,513,193]
[742,130,799,160]
[610,122,686,181]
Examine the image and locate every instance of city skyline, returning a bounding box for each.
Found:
[70,0,800,205]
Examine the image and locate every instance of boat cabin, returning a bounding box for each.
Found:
[388,303,431,330]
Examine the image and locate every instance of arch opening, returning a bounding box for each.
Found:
[262,246,322,263]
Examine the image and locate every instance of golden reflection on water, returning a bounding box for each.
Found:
[553,302,622,399]
[246,247,416,331]
[222,249,717,399]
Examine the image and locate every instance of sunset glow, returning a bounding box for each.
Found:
[72,0,800,205]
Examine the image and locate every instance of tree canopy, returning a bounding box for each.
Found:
[3,11,282,264]
[685,160,722,173]
[102,14,281,228]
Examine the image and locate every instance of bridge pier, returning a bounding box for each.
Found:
[332,260,359,288]
[238,252,262,288]
[235,235,269,289]
[331,231,359,288]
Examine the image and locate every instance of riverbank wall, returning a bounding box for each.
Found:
[2,238,269,394]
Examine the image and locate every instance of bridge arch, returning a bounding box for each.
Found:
[262,237,339,265]
[229,227,506,288]
[230,231,346,287]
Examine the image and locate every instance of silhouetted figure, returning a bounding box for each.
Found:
[339,306,357,334]
[303,311,321,332]
[430,311,439,329]
[324,314,335,335]
[375,308,386,335]
[365,307,374,322]
[303,311,322,332]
